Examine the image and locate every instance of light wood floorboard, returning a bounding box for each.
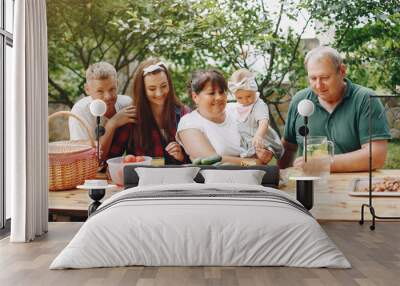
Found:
[0,222,399,286]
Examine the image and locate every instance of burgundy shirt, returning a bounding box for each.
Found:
[108,105,191,164]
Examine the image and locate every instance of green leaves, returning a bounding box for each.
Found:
[47,0,399,130]
[312,0,400,94]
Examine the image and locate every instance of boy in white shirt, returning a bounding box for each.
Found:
[228,68,283,159]
[69,62,135,141]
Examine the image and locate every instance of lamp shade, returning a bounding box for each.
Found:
[297,99,315,117]
[89,99,107,117]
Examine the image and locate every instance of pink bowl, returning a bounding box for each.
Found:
[107,156,152,186]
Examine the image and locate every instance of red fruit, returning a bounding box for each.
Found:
[136,156,145,162]
[123,155,136,163]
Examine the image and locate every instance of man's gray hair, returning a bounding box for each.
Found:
[304,46,343,71]
[86,62,117,81]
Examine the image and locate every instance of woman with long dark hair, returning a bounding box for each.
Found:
[102,58,190,164]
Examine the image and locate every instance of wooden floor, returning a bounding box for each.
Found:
[1,222,399,286]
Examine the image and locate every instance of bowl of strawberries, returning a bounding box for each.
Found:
[107,155,152,186]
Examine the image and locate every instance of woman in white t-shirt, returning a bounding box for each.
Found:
[177,69,273,165]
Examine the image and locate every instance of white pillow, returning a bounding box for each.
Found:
[136,167,200,186]
[200,169,266,185]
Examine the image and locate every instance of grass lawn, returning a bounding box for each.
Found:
[384,139,400,169]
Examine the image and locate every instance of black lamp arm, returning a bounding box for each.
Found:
[95,116,105,163]
[304,116,308,163]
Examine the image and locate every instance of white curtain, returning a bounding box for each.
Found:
[8,0,48,242]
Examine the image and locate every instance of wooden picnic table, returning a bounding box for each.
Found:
[48,169,400,221]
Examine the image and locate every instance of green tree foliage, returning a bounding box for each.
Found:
[47,0,194,107]
[115,0,316,133]
[48,0,399,133]
[48,0,126,106]
[312,0,400,94]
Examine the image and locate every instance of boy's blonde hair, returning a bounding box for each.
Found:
[86,62,117,82]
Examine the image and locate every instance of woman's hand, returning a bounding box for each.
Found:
[255,147,273,165]
[165,141,185,162]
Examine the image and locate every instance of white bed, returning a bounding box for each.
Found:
[50,183,351,269]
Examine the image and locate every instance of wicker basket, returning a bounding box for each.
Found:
[48,111,98,191]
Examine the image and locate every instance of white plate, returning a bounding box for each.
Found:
[77,184,117,190]
[289,176,320,181]
[348,177,400,197]
[349,191,400,197]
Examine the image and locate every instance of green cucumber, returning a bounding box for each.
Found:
[212,161,223,167]
[201,155,222,165]
[192,157,203,165]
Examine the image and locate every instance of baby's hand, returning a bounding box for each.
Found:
[252,135,264,149]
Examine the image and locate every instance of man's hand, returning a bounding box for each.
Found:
[165,141,185,162]
[255,147,273,165]
[293,156,305,169]
[293,156,332,176]
[107,105,136,130]
[252,135,265,149]
[277,140,298,169]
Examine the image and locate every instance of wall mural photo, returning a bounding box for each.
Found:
[46,0,400,225]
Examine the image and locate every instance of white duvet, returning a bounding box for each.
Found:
[50,183,351,269]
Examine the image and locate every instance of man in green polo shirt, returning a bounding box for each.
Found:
[278,46,391,172]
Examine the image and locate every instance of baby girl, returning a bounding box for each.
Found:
[228,68,283,159]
